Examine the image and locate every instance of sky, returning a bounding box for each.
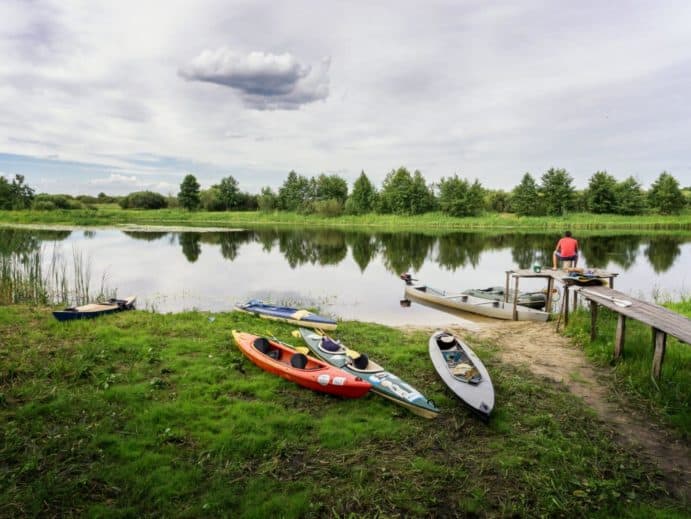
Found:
[1,0,690,196]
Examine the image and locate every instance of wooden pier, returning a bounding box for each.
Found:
[505,267,618,320]
[574,285,691,380]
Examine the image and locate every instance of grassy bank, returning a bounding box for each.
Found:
[1,207,691,231]
[565,299,691,439]
[1,306,686,517]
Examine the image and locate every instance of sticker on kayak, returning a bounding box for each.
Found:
[317,374,330,386]
[370,374,422,402]
[332,377,346,386]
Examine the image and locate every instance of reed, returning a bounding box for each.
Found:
[0,245,112,306]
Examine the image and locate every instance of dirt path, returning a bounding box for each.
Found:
[448,320,690,499]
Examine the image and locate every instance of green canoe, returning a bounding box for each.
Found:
[299,328,439,419]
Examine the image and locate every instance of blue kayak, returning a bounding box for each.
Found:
[53,296,136,322]
[234,300,337,330]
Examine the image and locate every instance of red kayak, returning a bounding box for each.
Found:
[232,331,372,398]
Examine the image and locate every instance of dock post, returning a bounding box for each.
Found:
[563,285,570,326]
[652,328,667,380]
[590,301,598,341]
[504,271,511,303]
[545,277,554,313]
[512,276,520,320]
[614,314,626,359]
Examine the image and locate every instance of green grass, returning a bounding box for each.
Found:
[1,207,690,231]
[0,306,685,517]
[565,299,691,438]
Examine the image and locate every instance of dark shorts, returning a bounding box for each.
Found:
[556,253,578,261]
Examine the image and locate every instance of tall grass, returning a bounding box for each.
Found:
[0,245,113,306]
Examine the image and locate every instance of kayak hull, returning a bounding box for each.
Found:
[235,300,337,330]
[52,296,136,321]
[405,284,549,322]
[429,330,494,419]
[232,331,370,398]
[299,328,440,419]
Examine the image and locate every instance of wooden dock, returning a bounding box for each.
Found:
[573,285,691,380]
[505,267,618,319]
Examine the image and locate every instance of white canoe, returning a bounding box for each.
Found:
[429,330,494,419]
[405,283,549,322]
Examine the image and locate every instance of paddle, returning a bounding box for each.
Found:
[579,288,632,308]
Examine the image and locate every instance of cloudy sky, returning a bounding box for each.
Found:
[1,0,690,196]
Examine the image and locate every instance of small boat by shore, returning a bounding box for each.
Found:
[234,300,337,330]
[232,331,371,398]
[462,286,546,309]
[429,330,494,419]
[299,328,440,419]
[52,296,136,321]
[401,275,549,322]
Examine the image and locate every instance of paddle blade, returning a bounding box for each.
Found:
[345,347,361,359]
[291,330,301,338]
[294,346,310,355]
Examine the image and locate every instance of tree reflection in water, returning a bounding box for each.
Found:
[2,228,688,276]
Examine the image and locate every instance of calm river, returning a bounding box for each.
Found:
[2,227,689,326]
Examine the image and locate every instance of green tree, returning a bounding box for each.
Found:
[648,171,685,215]
[614,177,645,215]
[511,173,542,216]
[540,168,574,216]
[119,191,167,209]
[217,176,240,210]
[0,174,34,210]
[378,167,433,215]
[200,188,225,211]
[585,171,617,214]
[257,186,278,212]
[314,174,348,203]
[178,174,201,210]
[486,190,511,213]
[345,171,377,214]
[438,176,484,217]
[278,171,313,211]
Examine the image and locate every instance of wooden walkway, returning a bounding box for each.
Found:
[505,267,618,317]
[573,286,691,380]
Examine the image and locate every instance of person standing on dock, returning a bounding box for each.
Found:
[552,231,579,269]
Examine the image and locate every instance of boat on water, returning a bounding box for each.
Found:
[234,300,337,330]
[52,296,136,321]
[401,275,549,322]
[462,286,546,309]
[299,328,440,419]
[232,331,371,398]
[429,330,494,419]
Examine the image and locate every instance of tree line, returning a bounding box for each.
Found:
[1,167,688,216]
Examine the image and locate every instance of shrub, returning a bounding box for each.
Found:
[311,199,344,217]
[119,191,167,210]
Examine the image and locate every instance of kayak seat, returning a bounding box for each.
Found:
[267,349,281,360]
[321,338,342,352]
[352,353,369,370]
[254,337,271,354]
[291,353,308,369]
[437,334,457,350]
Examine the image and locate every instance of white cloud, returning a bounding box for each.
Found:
[179,48,330,109]
[91,173,139,186]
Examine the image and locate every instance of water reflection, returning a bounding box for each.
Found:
[1,226,689,321]
[3,227,689,276]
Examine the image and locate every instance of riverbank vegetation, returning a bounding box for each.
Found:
[1,167,689,220]
[1,305,686,517]
[565,299,691,439]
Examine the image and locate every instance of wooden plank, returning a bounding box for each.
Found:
[590,301,598,341]
[504,271,510,303]
[652,328,667,380]
[574,286,691,345]
[614,314,626,359]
